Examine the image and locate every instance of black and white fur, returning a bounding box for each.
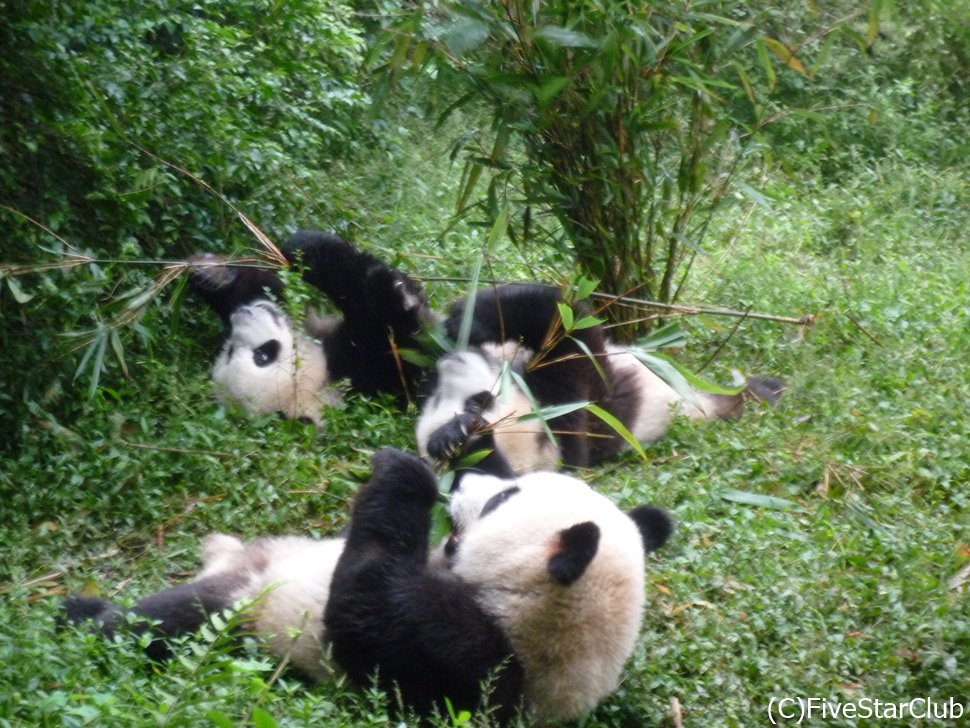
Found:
[64,449,672,724]
[418,284,783,473]
[189,232,432,423]
[63,533,345,679]
[325,448,673,723]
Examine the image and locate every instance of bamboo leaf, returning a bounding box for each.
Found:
[533,76,572,106]
[867,0,882,49]
[510,369,556,447]
[557,302,574,331]
[571,315,602,331]
[737,181,772,210]
[628,349,701,407]
[518,401,592,422]
[721,488,803,511]
[586,404,649,463]
[109,330,128,378]
[5,277,34,303]
[251,707,279,728]
[733,61,757,106]
[638,322,687,350]
[763,37,806,75]
[456,161,483,214]
[535,26,598,48]
[756,39,777,91]
[454,256,482,352]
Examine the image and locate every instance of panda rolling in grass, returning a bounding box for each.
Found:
[65,449,673,725]
[418,283,784,474]
[189,231,433,424]
[326,449,673,724]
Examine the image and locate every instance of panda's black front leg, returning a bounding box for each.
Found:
[427,414,516,483]
[325,449,525,723]
[187,253,284,325]
[425,412,479,462]
[340,448,440,560]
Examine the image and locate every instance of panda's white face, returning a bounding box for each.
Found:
[416,346,558,473]
[211,301,332,422]
[447,471,654,721]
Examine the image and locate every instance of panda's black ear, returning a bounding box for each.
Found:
[548,522,600,586]
[628,506,674,553]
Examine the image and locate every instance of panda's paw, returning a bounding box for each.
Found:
[425,417,471,461]
[368,448,439,505]
[366,265,431,322]
[187,253,237,291]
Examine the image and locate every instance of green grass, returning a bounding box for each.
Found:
[2,154,968,726]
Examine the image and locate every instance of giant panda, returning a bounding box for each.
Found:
[325,448,674,724]
[64,449,673,725]
[417,283,784,474]
[188,231,433,423]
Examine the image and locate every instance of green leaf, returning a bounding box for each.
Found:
[638,322,687,350]
[733,61,757,106]
[867,0,883,49]
[441,17,489,55]
[251,707,278,728]
[109,330,128,378]
[535,26,598,49]
[510,369,557,448]
[763,37,805,75]
[518,401,592,423]
[533,76,571,106]
[207,708,237,727]
[6,277,34,303]
[756,39,776,92]
[454,257,483,352]
[737,181,772,210]
[557,302,574,331]
[721,488,803,511]
[586,404,649,463]
[572,315,602,331]
[430,501,452,546]
[627,349,699,407]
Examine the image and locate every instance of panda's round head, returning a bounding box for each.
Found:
[446,471,673,722]
[211,300,332,423]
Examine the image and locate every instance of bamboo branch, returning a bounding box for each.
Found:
[420,276,815,327]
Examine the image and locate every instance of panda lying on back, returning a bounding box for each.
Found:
[188,232,433,423]
[64,449,673,724]
[417,283,784,474]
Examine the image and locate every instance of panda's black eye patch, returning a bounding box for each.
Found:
[253,340,281,367]
[480,486,520,518]
[465,391,494,415]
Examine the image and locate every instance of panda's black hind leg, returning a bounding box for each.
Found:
[187,253,285,325]
[62,573,243,661]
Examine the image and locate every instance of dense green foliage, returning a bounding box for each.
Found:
[2,0,969,726]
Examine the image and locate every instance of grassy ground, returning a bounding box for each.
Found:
[1,148,968,726]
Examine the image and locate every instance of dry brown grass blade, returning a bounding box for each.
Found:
[134,145,287,266]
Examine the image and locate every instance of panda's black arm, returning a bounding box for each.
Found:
[325,448,525,722]
[326,566,525,724]
[63,573,242,661]
[425,416,516,485]
[188,253,284,325]
[341,449,441,560]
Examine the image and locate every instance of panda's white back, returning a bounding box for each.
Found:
[197,533,345,681]
[449,473,647,721]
